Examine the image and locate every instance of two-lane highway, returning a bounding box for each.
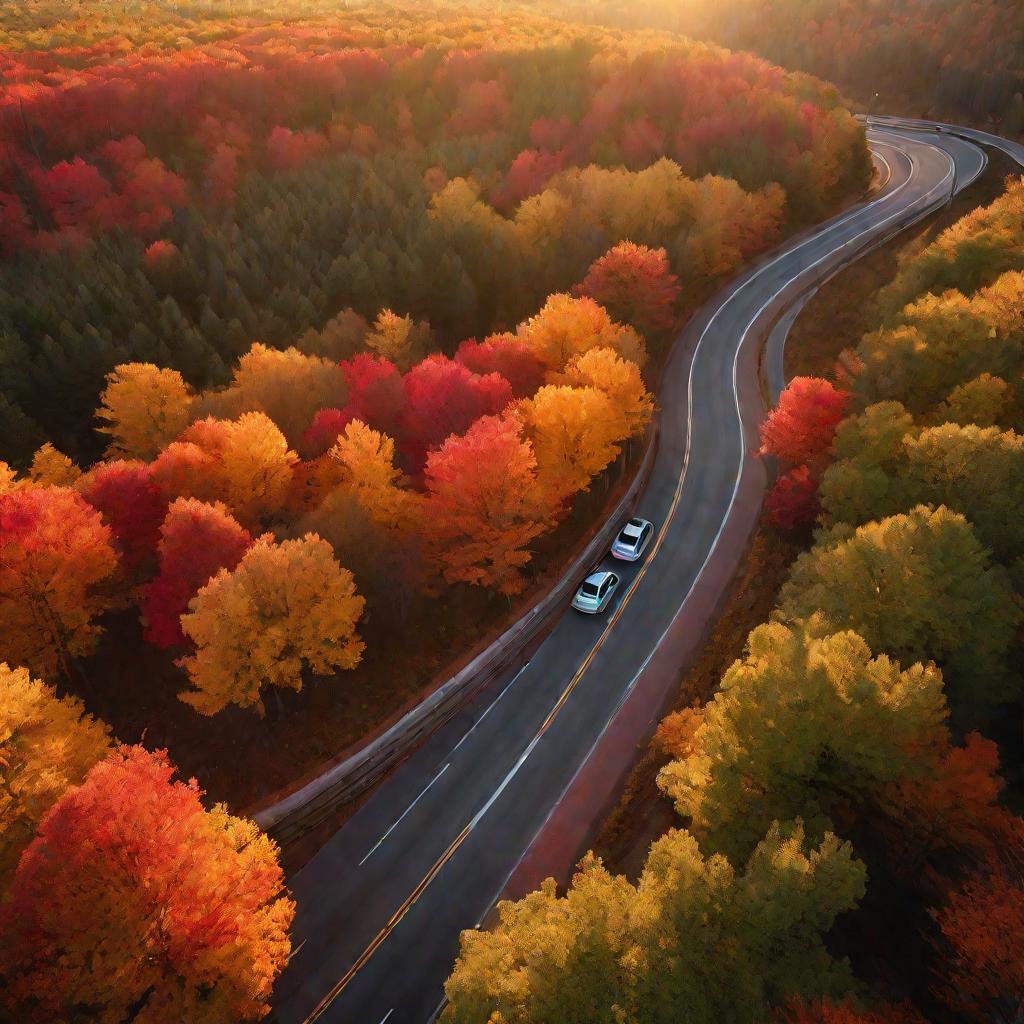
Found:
[271,125,989,1024]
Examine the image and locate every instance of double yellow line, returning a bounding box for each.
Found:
[302,434,690,1023]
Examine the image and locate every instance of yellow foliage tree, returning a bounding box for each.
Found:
[657,621,949,862]
[519,384,627,499]
[96,363,195,460]
[516,293,646,371]
[198,343,347,452]
[0,463,18,493]
[179,534,366,716]
[327,420,420,531]
[208,412,298,527]
[364,309,431,371]
[28,444,80,487]
[560,347,654,438]
[0,662,111,882]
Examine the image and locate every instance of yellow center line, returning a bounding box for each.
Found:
[300,132,906,1020]
[301,429,692,1023]
[305,823,473,1023]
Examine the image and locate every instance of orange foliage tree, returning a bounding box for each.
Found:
[0,745,294,1023]
[877,732,1016,874]
[574,241,681,337]
[930,847,1024,1024]
[179,535,365,715]
[0,487,119,680]
[520,384,628,500]
[152,413,298,529]
[423,411,556,594]
[779,999,926,1024]
[516,293,647,371]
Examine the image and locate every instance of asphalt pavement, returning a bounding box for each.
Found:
[270,125,990,1024]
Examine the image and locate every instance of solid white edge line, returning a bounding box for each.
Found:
[435,126,950,928]
[327,129,970,1013]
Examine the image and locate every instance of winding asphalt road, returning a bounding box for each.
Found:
[271,125,990,1024]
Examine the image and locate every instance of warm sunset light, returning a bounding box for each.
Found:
[1,2,1022,1023]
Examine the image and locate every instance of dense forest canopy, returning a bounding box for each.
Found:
[3,4,1022,1023]
[0,0,874,841]
[0,1,869,464]
[535,0,1024,136]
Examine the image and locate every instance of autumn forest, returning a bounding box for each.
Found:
[1,2,1022,1023]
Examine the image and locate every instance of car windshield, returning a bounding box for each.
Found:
[618,531,636,545]
[581,583,601,597]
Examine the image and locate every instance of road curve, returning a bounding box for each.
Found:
[863,114,1024,169]
[270,126,987,1024]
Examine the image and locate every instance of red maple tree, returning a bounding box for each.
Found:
[764,464,820,530]
[574,241,681,336]
[77,460,168,578]
[398,355,513,474]
[759,376,850,470]
[455,334,546,398]
[141,497,253,649]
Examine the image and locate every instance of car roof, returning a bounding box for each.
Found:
[621,524,643,538]
[584,570,614,585]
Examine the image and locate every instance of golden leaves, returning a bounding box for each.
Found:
[96,362,195,461]
[179,534,365,716]
[0,662,111,881]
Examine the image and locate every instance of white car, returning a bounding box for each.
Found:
[571,570,620,614]
[611,517,654,561]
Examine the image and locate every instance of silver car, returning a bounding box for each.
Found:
[572,570,620,614]
[611,517,654,561]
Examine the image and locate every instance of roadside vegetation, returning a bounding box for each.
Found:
[442,176,1024,1023]
[0,3,877,1020]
